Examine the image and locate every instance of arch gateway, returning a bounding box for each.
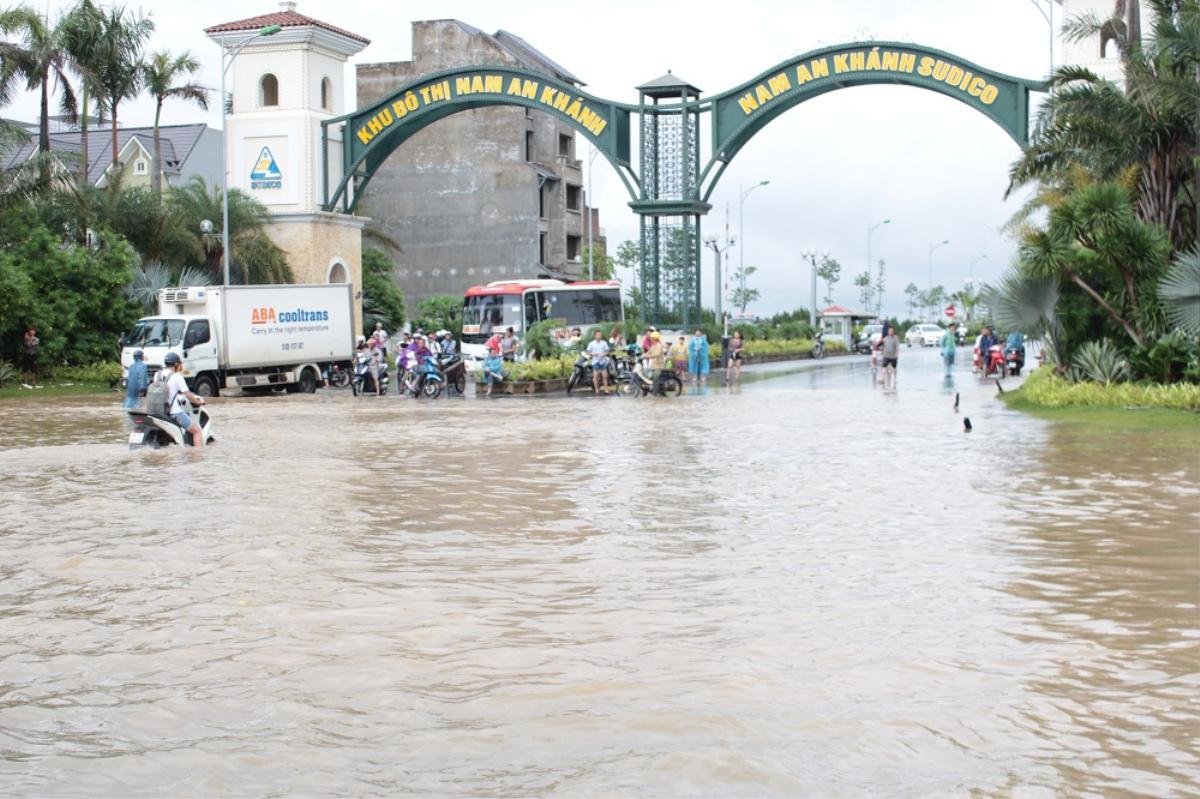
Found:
[323,42,1046,326]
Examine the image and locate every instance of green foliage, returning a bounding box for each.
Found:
[126,261,211,312]
[0,360,16,387]
[520,317,564,359]
[1127,330,1199,384]
[984,265,1065,365]
[411,294,460,338]
[1016,366,1200,411]
[505,354,575,381]
[1070,339,1131,385]
[1159,246,1200,334]
[51,361,121,384]
[361,247,405,334]
[579,243,613,280]
[816,255,841,306]
[729,264,761,312]
[0,206,138,366]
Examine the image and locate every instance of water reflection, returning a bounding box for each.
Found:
[0,352,1196,796]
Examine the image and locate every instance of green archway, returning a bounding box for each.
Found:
[321,42,1046,324]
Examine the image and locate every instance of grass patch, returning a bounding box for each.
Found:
[1002,367,1200,431]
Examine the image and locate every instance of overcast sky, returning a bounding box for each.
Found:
[4,0,1063,317]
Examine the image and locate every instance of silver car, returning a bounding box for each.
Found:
[905,324,945,347]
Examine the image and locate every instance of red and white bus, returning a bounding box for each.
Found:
[461,279,624,357]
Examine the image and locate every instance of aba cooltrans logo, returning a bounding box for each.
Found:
[250,146,282,190]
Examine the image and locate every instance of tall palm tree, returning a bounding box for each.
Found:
[91,4,152,172]
[0,5,77,159]
[59,0,106,188]
[141,50,207,195]
[1009,0,1199,252]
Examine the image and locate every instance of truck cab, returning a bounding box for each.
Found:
[121,314,221,395]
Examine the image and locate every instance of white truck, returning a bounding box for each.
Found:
[120,283,355,396]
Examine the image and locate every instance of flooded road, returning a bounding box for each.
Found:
[2,350,1197,796]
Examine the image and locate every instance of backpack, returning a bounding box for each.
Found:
[145,374,170,417]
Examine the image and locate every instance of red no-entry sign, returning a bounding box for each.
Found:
[945,305,956,318]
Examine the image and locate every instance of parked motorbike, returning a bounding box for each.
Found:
[323,360,351,388]
[437,352,468,395]
[566,351,617,394]
[127,400,214,448]
[352,351,388,396]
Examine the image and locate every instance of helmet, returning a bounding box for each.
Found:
[163,352,181,366]
[440,330,452,339]
[650,331,661,340]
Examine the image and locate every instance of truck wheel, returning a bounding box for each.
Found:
[193,374,218,398]
[297,368,318,394]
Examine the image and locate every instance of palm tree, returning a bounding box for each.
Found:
[983,266,1065,367]
[59,0,106,188]
[141,50,207,195]
[0,5,77,159]
[91,4,152,171]
[1008,0,1200,252]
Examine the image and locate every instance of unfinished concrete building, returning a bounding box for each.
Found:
[356,21,607,314]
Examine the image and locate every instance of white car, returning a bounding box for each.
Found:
[905,324,945,347]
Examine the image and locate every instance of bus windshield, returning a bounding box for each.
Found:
[462,294,519,343]
[538,288,623,327]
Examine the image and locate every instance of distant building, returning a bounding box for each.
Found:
[356,20,606,314]
[1059,0,1144,83]
[0,122,221,189]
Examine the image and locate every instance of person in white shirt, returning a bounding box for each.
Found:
[161,352,206,448]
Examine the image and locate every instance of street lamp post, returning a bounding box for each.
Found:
[586,146,601,281]
[737,180,769,305]
[928,238,950,321]
[866,217,890,311]
[1026,0,1056,80]
[218,24,281,287]
[800,248,828,336]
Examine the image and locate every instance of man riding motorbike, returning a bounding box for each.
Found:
[161,352,206,448]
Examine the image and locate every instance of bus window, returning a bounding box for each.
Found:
[524,293,540,328]
[595,289,622,322]
[462,294,513,342]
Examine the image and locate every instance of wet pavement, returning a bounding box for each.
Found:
[1,348,1197,796]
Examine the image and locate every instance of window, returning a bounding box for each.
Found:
[567,235,581,261]
[524,292,540,327]
[538,184,547,219]
[134,159,147,174]
[566,184,581,211]
[559,133,573,158]
[328,261,348,283]
[320,77,332,110]
[539,233,547,265]
[525,130,534,161]
[260,73,279,107]
[184,320,211,349]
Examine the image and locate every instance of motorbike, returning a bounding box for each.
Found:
[323,360,351,388]
[437,352,468,395]
[1004,336,1026,376]
[410,353,447,398]
[352,351,388,396]
[616,363,684,398]
[976,343,1006,378]
[810,329,826,360]
[127,399,214,449]
[566,351,618,394]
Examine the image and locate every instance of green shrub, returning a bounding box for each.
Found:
[0,360,17,387]
[1127,330,1198,384]
[505,354,575,381]
[1019,367,1200,411]
[1070,339,1130,385]
[521,318,565,359]
[52,362,122,384]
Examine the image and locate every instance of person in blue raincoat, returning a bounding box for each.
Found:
[123,349,148,409]
[687,329,710,385]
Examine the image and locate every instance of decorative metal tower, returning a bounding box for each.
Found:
[633,72,710,328]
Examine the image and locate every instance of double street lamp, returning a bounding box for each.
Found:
[217,24,281,286]
[969,253,987,283]
[703,232,735,331]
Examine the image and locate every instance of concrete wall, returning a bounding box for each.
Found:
[356,20,601,316]
[264,212,367,333]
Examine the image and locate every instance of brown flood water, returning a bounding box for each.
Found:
[1,351,1197,797]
